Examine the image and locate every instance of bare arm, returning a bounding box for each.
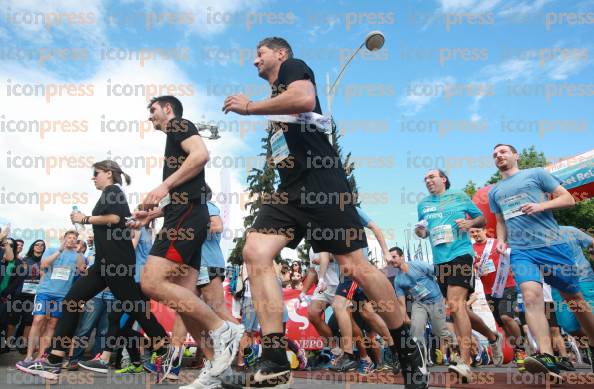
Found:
[40,250,62,270]
[76,253,86,274]
[317,252,330,283]
[300,268,318,295]
[367,221,392,259]
[495,213,508,254]
[209,215,223,234]
[523,185,575,214]
[223,80,316,115]
[2,242,14,261]
[131,229,141,250]
[397,296,410,323]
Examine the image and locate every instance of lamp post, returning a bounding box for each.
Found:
[326,30,386,119]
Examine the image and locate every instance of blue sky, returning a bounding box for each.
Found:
[1,0,593,260]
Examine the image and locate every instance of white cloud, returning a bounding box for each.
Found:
[498,0,551,17]
[0,59,251,260]
[437,0,502,13]
[398,76,456,114]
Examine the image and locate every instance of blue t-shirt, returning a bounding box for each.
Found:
[356,207,371,257]
[488,168,564,249]
[37,248,80,298]
[394,261,443,304]
[134,227,153,283]
[418,189,482,265]
[559,226,594,283]
[201,202,225,268]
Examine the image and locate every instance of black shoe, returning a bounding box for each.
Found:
[556,356,575,371]
[220,358,292,389]
[398,340,429,389]
[329,353,359,372]
[524,353,563,383]
[589,347,594,373]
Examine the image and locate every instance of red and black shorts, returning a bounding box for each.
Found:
[150,201,209,270]
[335,277,368,302]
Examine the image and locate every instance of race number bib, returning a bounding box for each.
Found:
[270,129,290,164]
[501,193,530,220]
[411,284,431,300]
[480,259,496,275]
[159,194,171,208]
[431,224,454,246]
[51,267,71,281]
[21,282,39,295]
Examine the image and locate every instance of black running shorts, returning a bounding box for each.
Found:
[150,201,209,270]
[251,202,368,255]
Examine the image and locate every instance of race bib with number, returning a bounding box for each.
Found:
[411,284,431,300]
[431,224,454,246]
[501,193,530,220]
[51,267,71,281]
[480,259,496,275]
[270,129,290,164]
[159,194,171,208]
[21,282,39,295]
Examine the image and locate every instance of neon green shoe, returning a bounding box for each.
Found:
[183,348,193,358]
[115,363,143,374]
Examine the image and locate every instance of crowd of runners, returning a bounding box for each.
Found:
[1,36,593,389]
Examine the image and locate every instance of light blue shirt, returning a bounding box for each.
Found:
[134,227,152,283]
[201,202,225,268]
[394,261,443,304]
[418,189,482,265]
[37,248,80,298]
[559,226,594,283]
[489,168,564,249]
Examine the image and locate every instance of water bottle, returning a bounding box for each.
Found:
[72,205,83,232]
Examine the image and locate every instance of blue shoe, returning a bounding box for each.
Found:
[16,358,61,380]
[143,346,181,383]
[358,358,375,375]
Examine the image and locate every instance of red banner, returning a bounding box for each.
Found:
[150,281,324,350]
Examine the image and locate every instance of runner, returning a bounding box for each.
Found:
[470,227,524,369]
[15,160,170,381]
[129,95,244,382]
[390,247,452,367]
[221,37,427,389]
[416,169,502,382]
[488,143,594,382]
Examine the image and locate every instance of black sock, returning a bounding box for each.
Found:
[389,323,415,356]
[260,333,289,366]
[47,353,63,365]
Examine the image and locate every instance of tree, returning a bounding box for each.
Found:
[464,180,477,198]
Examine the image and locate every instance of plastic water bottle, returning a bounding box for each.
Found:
[72,205,83,232]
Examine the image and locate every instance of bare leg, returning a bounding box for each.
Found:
[559,291,594,347]
[447,286,472,365]
[520,281,553,355]
[38,318,58,360]
[332,296,353,354]
[25,315,47,360]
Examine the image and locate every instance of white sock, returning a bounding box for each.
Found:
[211,321,230,336]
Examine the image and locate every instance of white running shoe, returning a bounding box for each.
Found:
[179,360,222,389]
[210,321,244,376]
[491,333,504,366]
[448,362,472,383]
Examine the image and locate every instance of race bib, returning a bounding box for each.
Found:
[21,282,39,295]
[431,224,454,246]
[480,259,496,275]
[159,194,171,208]
[51,267,71,281]
[270,129,290,164]
[501,193,530,220]
[411,284,431,300]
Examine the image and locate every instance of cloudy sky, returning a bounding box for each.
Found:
[1,0,593,262]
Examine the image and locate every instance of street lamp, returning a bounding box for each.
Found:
[326,30,386,118]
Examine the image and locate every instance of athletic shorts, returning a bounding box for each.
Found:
[434,254,475,297]
[510,243,580,294]
[251,202,368,254]
[311,284,338,305]
[486,287,517,326]
[328,310,370,337]
[335,277,367,302]
[150,201,209,270]
[32,293,64,318]
[197,266,226,287]
[552,281,594,333]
